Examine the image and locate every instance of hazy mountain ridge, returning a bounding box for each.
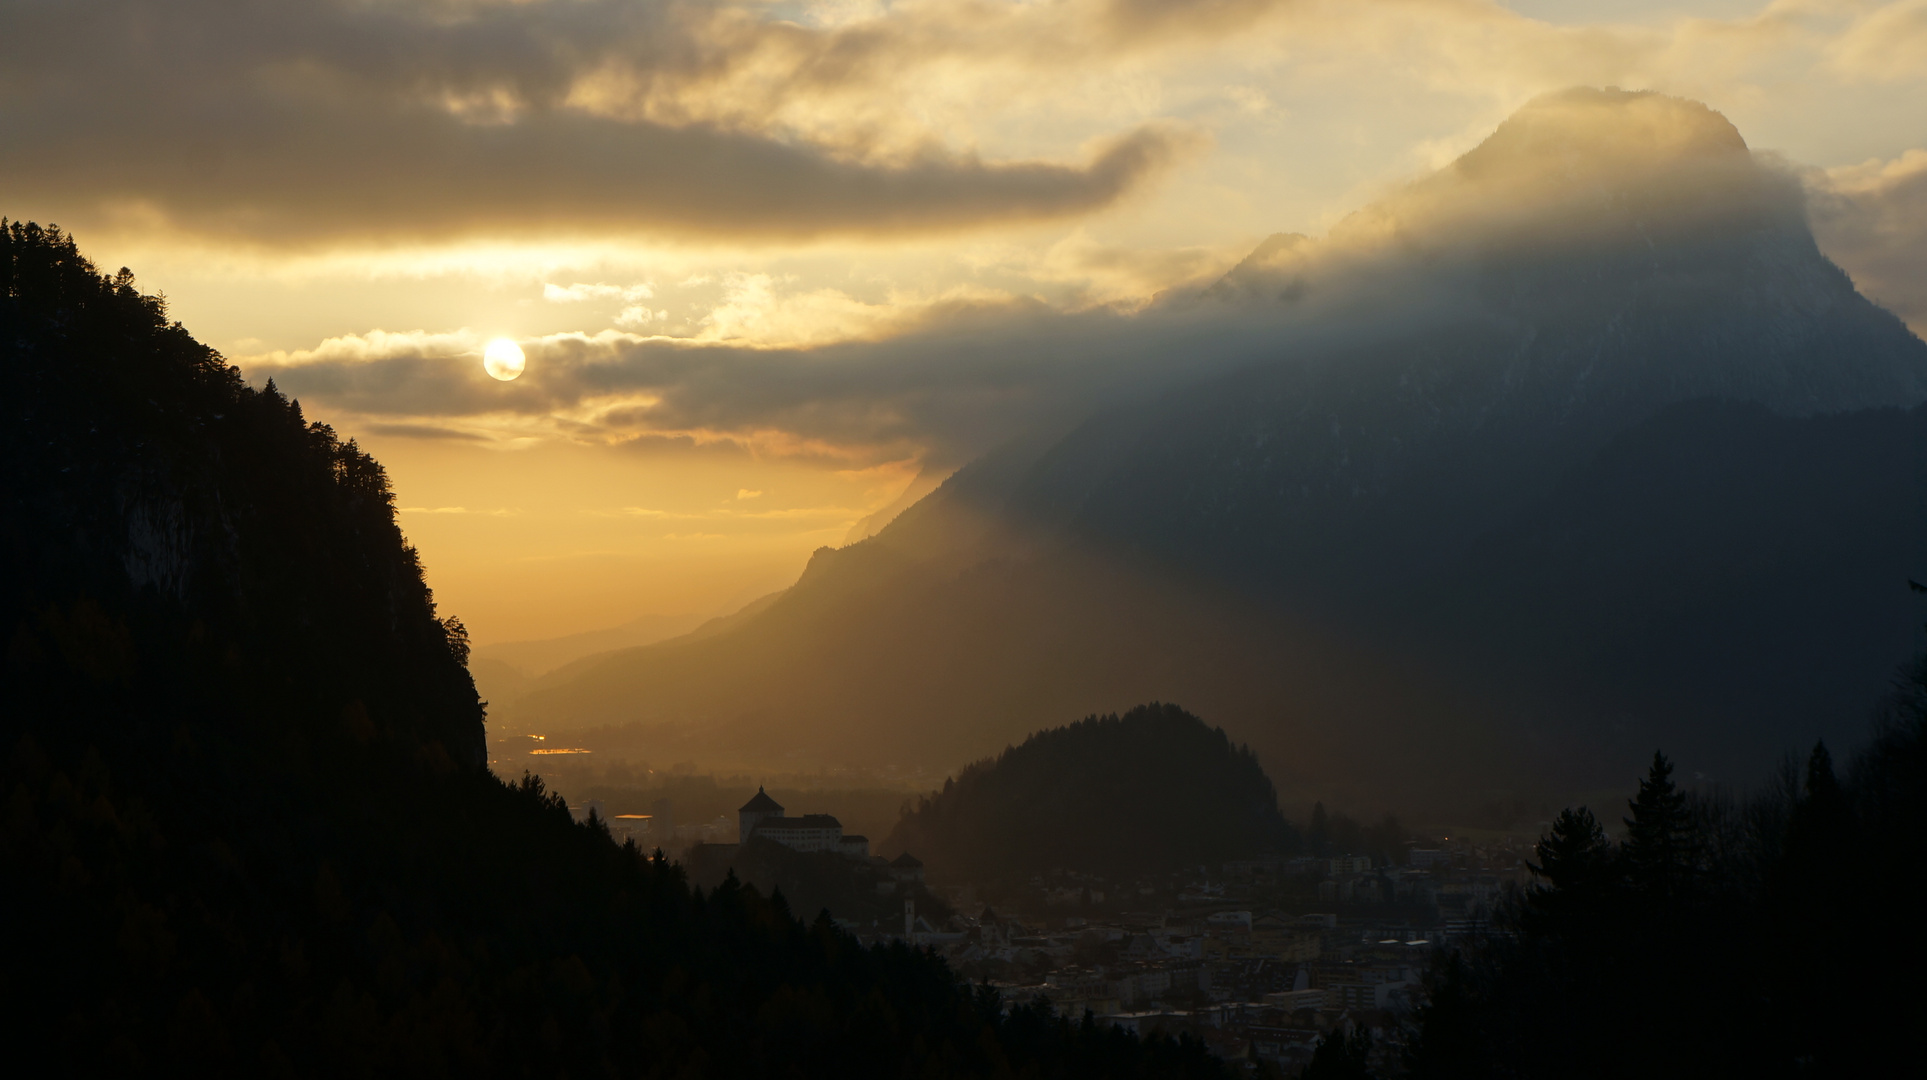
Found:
[474,598,788,711]
[504,90,1927,811]
[476,611,706,677]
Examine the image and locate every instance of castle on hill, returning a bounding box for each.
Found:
[739,787,870,859]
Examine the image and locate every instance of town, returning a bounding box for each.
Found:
[570,788,1535,1072]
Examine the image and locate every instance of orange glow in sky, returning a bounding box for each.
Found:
[18,0,1926,643]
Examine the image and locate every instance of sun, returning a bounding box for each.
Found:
[483,338,526,381]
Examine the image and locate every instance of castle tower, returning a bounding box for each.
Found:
[738,786,784,841]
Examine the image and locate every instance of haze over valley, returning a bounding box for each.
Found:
[10,1,1927,1074]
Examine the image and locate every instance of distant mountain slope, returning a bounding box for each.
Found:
[0,223,1227,1078]
[475,595,788,715]
[476,611,707,677]
[884,704,1299,882]
[470,610,706,710]
[503,398,1924,807]
[505,90,1927,812]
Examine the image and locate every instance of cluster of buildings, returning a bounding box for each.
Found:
[567,782,1536,1070]
[850,841,1533,1071]
[663,789,932,900]
[570,787,878,859]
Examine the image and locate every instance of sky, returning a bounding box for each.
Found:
[13,0,1926,644]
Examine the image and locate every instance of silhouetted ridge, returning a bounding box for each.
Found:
[887,704,1299,881]
[2,220,481,765]
[0,222,1230,1078]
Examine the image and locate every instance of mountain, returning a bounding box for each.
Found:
[475,612,707,678]
[470,610,706,708]
[473,596,792,714]
[842,465,950,545]
[0,222,1227,1077]
[884,704,1299,882]
[503,89,1927,813]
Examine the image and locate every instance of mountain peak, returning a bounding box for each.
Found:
[1380,85,1786,255]
[1453,87,1748,184]
[1206,88,1787,306]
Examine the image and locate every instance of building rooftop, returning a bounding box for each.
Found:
[739,787,784,814]
[891,852,924,869]
[758,813,841,830]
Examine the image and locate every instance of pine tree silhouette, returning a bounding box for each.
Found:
[1622,751,1700,899]
[1303,1025,1372,1080]
[1309,801,1331,856]
[1527,806,1612,891]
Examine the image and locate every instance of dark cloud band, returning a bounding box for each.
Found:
[246,296,1291,469]
[0,0,1196,244]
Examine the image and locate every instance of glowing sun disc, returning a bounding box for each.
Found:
[483,338,526,381]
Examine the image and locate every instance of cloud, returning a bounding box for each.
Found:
[972,229,1249,309]
[244,89,1924,473]
[1199,87,1811,318]
[615,306,666,329]
[248,301,1247,467]
[1825,0,1927,83]
[611,508,703,519]
[602,501,857,524]
[689,272,990,345]
[0,0,1201,246]
[12,0,1918,263]
[546,282,656,303]
[544,276,671,331]
[365,421,493,441]
[1808,147,1927,333]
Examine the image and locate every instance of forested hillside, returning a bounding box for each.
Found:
[0,222,1229,1078]
[886,704,1299,881]
[1393,670,1927,1079]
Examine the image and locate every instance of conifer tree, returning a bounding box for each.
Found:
[1767,742,1859,1071]
[1405,954,1488,1079]
[1303,1024,1373,1080]
[1784,742,1850,855]
[1527,806,1612,892]
[1622,751,1700,900]
[1309,801,1332,856]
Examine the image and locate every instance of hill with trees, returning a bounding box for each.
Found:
[885,704,1298,882]
[0,221,1230,1078]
